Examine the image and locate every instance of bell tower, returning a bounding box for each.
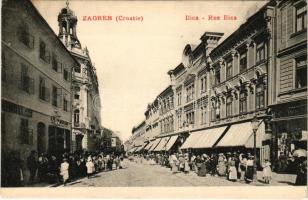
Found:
[57,0,81,49]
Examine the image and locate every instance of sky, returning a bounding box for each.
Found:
[32,0,268,142]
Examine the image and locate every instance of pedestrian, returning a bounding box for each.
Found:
[295,156,307,186]
[262,159,272,184]
[228,157,237,182]
[217,153,227,176]
[60,158,69,186]
[27,150,38,184]
[47,155,59,184]
[239,154,247,181]
[245,155,254,183]
[170,154,178,173]
[184,154,190,174]
[86,157,94,179]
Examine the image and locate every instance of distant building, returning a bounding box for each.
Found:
[1,0,79,184]
[57,2,102,152]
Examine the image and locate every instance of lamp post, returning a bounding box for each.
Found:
[251,115,259,182]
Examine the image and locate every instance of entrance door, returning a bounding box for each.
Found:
[37,122,46,155]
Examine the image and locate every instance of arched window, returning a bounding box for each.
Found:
[256,84,265,109]
[226,96,233,117]
[74,109,80,125]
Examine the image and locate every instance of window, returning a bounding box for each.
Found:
[186,111,195,125]
[215,68,220,85]
[239,51,247,72]
[200,76,207,93]
[17,24,34,48]
[52,86,62,107]
[177,92,182,106]
[63,97,69,112]
[74,65,81,73]
[226,60,233,79]
[295,3,307,32]
[239,91,247,114]
[295,56,307,88]
[63,68,70,81]
[200,106,206,125]
[20,64,34,94]
[256,43,266,63]
[74,87,80,99]
[186,84,195,102]
[52,54,62,72]
[39,40,50,63]
[226,96,232,117]
[74,109,80,126]
[212,101,220,121]
[39,77,50,101]
[177,114,182,129]
[20,118,33,145]
[256,84,265,109]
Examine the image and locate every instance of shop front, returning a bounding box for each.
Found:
[271,100,307,173]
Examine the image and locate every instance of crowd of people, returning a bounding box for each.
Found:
[2,150,124,187]
[129,151,307,185]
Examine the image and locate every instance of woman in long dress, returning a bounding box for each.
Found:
[228,157,237,181]
[217,153,227,176]
[262,159,272,184]
[245,156,254,183]
[184,154,190,174]
[60,158,69,185]
[171,154,178,173]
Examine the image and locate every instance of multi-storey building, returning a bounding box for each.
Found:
[1,0,79,184]
[57,2,102,152]
[126,1,307,170]
[269,0,307,170]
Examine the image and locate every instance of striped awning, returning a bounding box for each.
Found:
[148,138,162,151]
[153,137,170,151]
[165,135,178,151]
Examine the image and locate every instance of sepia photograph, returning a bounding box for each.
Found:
[1,0,307,198]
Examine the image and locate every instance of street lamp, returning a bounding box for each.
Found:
[251,115,259,182]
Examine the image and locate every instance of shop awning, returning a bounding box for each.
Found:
[134,145,144,153]
[216,121,265,148]
[148,138,162,151]
[180,126,227,149]
[128,146,137,153]
[165,135,178,151]
[181,132,203,149]
[153,137,170,151]
[194,126,227,148]
[144,140,154,150]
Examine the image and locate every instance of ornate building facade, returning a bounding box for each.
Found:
[57,3,102,152]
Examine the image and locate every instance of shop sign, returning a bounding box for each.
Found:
[51,116,69,127]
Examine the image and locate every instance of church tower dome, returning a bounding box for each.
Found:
[58,0,81,49]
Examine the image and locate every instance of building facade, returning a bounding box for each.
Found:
[125,0,307,170]
[269,0,307,170]
[1,0,79,184]
[57,3,102,152]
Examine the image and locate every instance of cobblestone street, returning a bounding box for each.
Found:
[56,159,297,187]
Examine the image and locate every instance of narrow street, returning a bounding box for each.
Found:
[58,159,297,187]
